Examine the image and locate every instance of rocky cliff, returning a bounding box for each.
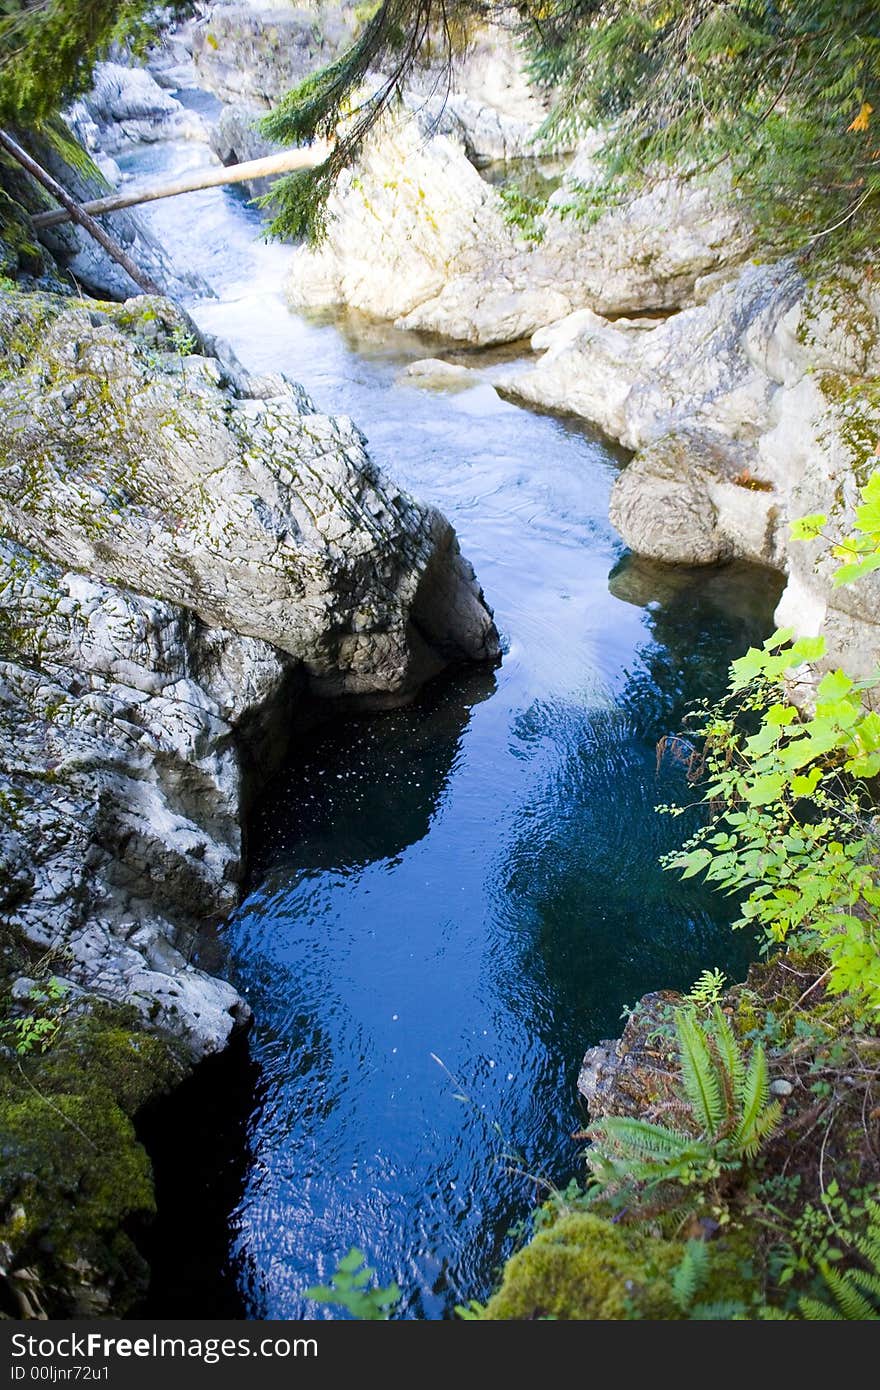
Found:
[285,110,750,345]
[0,285,497,1048]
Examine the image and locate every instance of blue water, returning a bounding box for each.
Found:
[125,135,782,1318]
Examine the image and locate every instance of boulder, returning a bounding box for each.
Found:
[406,18,552,165]
[498,261,880,681]
[0,291,498,699]
[286,114,569,346]
[286,112,753,346]
[0,287,498,1056]
[67,62,209,155]
[0,537,261,1056]
[192,5,356,107]
[209,101,283,197]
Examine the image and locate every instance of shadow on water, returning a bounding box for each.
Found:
[493,555,785,1065]
[247,664,499,884]
[134,1032,258,1317]
[173,553,782,1322]
[138,551,782,1321]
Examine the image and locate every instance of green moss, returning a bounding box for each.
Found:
[38,117,107,187]
[0,292,64,378]
[485,1212,679,1320]
[0,190,43,279]
[0,1003,185,1315]
[485,1211,756,1320]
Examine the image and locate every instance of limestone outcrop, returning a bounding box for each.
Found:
[1,537,266,1057]
[67,62,209,156]
[286,113,751,345]
[0,287,498,1059]
[192,4,356,107]
[498,262,880,680]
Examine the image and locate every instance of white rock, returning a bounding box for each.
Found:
[287,111,752,346]
[68,62,209,154]
[0,292,498,700]
[398,358,480,390]
[498,261,880,681]
[0,288,498,1059]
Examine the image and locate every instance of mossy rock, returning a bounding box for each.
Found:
[0,1005,185,1315]
[0,189,44,279]
[484,1212,751,1320]
[484,1213,681,1319]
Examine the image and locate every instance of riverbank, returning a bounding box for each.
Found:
[0,105,499,1311]
[1,5,877,1320]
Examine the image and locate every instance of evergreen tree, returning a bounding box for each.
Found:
[259,0,879,259]
[1,1,876,260]
[0,1,182,124]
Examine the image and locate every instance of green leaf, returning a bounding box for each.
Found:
[790,513,827,541]
[676,1010,724,1137]
[791,767,824,796]
[765,703,797,727]
[763,628,796,652]
[833,554,880,587]
[846,750,880,779]
[680,847,713,879]
[788,635,826,664]
[816,669,853,702]
[855,710,880,751]
[744,773,785,806]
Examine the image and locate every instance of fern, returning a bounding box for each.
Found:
[686,968,727,1011]
[855,1201,880,1268]
[585,1007,781,1202]
[672,1239,710,1311]
[588,1115,701,1160]
[797,1199,880,1320]
[734,1045,781,1159]
[690,1299,748,1320]
[663,1240,751,1319]
[676,1009,724,1136]
[710,1005,745,1097]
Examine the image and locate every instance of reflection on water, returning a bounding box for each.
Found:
[124,133,785,1319]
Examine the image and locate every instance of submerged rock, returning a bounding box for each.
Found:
[499,262,880,681]
[398,358,480,390]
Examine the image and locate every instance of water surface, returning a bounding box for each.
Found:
[125,134,782,1318]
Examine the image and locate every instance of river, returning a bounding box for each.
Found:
[121,128,781,1319]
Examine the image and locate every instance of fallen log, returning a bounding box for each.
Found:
[0,128,161,295]
[31,144,331,230]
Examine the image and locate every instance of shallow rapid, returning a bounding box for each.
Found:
[123,132,781,1319]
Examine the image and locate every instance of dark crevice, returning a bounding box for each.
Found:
[132,1029,258,1319]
